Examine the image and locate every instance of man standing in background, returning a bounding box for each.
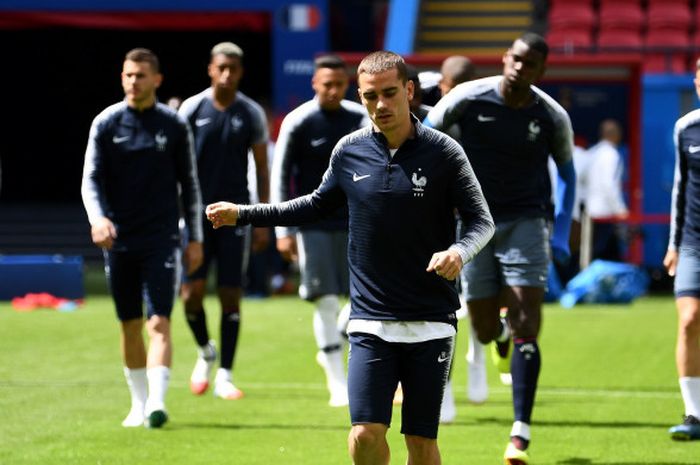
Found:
[584,119,628,261]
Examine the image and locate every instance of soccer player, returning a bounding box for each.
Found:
[425,33,576,464]
[81,48,203,428]
[206,51,494,465]
[271,54,369,407]
[663,57,700,441]
[178,42,270,400]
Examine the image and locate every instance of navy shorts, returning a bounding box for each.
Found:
[186,220,250,287]
[104,246,181,321]
[462,217,550,300]
[675,246,700,298]
[297,230,349,300]
[347,333,453,439]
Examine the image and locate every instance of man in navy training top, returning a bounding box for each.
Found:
[271,54,369,407]
[425,32,576,464]
[663,56,700,442]
[178,42,270,400]
[81,48,203,429]
[206,50,494,465]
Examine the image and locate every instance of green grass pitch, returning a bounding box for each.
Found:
[1,291,699,464]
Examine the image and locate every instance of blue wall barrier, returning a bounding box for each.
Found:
[0,255,84,300]
[641,74,697,268]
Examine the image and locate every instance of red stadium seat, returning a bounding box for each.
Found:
[647,0,690,5]
[598,0,641,5]
[549,0,591,4]
[548,4,596,30]
[598,2,644,32]
[646,3,692,31]
[597,29,643,51]
[645,28,690,48]
[547,28,593,52]
[643,53,688,74]
[644,28,690,74]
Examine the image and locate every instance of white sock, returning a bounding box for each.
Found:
[466,323,486,365]
[679,377,700,417]
[318,350,347,386]
[336,302,351,337]
[145,365,169,414]
[123,367,147,411]
[314,295,342,350]
[510,421,531,441]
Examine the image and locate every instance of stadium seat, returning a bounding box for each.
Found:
[647,0,690,5]
[549,0,591,4]
[598,2,644,33]
[644,27,690,74]
[547,28,593,53]
[597,29,643,51]
[548,3,595,30]
[646,3,692,31]
[598,0,641,6]
[645,28,690,49]
[643,53,688,74]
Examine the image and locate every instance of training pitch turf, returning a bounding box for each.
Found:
[1,292,699,464]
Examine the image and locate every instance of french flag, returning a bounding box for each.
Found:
[281,4,322,32]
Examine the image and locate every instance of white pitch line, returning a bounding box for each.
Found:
[0,380,681,398]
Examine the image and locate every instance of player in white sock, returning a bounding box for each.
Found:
[81,47,204,430]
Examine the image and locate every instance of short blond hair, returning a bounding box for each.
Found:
[357,51,407,83]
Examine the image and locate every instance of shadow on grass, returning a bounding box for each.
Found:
[557,459,697,465]
[473,416,670,429]
[171,422,347,432]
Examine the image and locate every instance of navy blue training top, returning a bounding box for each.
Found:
[271,98,369,235]
[81,101,203,251]
[178,88,269,205]
[670,109,700,250]
[426,76,573,223]
[237,119,495,323]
